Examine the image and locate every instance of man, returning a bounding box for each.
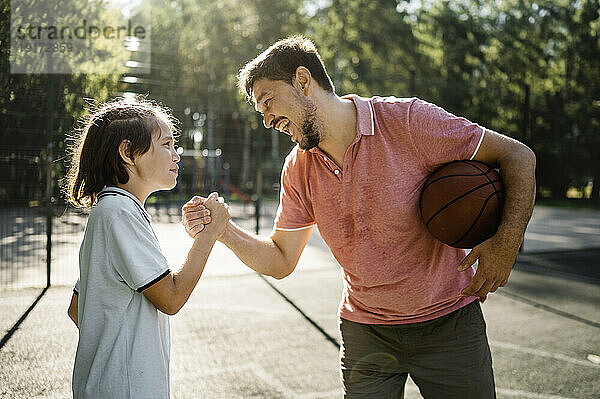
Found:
[182,36,536,398]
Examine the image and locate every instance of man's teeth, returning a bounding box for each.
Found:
[280,119,290,131]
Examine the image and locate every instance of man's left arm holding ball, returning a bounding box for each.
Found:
[458,128,536,299]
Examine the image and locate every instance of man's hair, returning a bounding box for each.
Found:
[237,35,335,101]
[63,96,178,208]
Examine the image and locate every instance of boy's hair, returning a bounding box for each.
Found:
[63,96,178,208]
[237,35,335,102]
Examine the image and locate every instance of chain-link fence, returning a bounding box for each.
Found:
[0,147,49,289]
[1,85,288,290]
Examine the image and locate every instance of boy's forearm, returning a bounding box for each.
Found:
[169,228,220,312]
[218,221,290,279]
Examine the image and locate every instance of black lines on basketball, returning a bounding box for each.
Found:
[423,172,488,190]
[463,159,492,175]
[450,191,499,247]
[465,160,504,209]
[423,179,501,226]
[419,160,505,249]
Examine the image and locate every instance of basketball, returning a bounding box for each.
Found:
[419,160,504,249]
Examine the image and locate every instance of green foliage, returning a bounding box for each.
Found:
[2,0,599,202]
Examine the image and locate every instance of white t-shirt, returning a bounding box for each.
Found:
[73,187,171,399]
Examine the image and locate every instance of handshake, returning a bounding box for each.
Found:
[181,192,231,239]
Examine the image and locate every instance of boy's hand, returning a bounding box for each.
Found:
[201,193,231,238]
[182,196,212,238]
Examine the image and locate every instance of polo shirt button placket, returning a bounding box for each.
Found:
[334,169,342,181]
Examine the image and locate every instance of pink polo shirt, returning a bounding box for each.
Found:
[274,95,485,324]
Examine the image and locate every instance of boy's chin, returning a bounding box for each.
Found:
[156,181,177,192]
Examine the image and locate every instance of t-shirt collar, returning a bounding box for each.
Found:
[99,186,152,222]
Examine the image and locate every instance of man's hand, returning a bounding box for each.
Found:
[182,196,212,238]
[457,231,522,299]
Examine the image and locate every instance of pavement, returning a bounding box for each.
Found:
[1,204,599,398]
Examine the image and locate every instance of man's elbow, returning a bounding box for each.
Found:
[503,142,536,172]
[517,142,536,168]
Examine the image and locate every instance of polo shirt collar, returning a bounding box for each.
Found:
[306,94,374,154]
[343,94,375,137]
[98,186,152,222]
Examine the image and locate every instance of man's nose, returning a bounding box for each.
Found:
[263,114,274,129]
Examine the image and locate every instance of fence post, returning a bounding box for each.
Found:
[223,162,230,199]
[45,75,55,288]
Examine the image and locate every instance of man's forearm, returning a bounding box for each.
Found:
[218,220,291,279]
[496,144,536,243]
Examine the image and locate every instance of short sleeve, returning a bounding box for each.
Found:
[106,210,170,292]
[407,99,484,169]
[74,278,80,295]
[273,153,315,231]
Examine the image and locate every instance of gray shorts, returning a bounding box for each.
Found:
[339,300,496,399]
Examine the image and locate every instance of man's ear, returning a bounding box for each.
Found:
[118,140,135,166]
[293,66,311,95]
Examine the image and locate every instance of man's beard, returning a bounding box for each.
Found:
[297,101,321,151]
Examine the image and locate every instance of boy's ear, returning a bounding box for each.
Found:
[118,140,135,166]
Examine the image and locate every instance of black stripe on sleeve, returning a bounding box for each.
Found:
[73,289,78,295]
[137,269,171,293]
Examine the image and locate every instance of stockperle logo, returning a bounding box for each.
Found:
[10,0,151,74]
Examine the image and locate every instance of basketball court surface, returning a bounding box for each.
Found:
[1,205,599,398]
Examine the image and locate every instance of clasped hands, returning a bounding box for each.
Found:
[181,193,230,238]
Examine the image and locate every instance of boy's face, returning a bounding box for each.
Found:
[133,119,180,192]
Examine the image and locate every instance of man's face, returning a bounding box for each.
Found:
[252,78,322,150]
